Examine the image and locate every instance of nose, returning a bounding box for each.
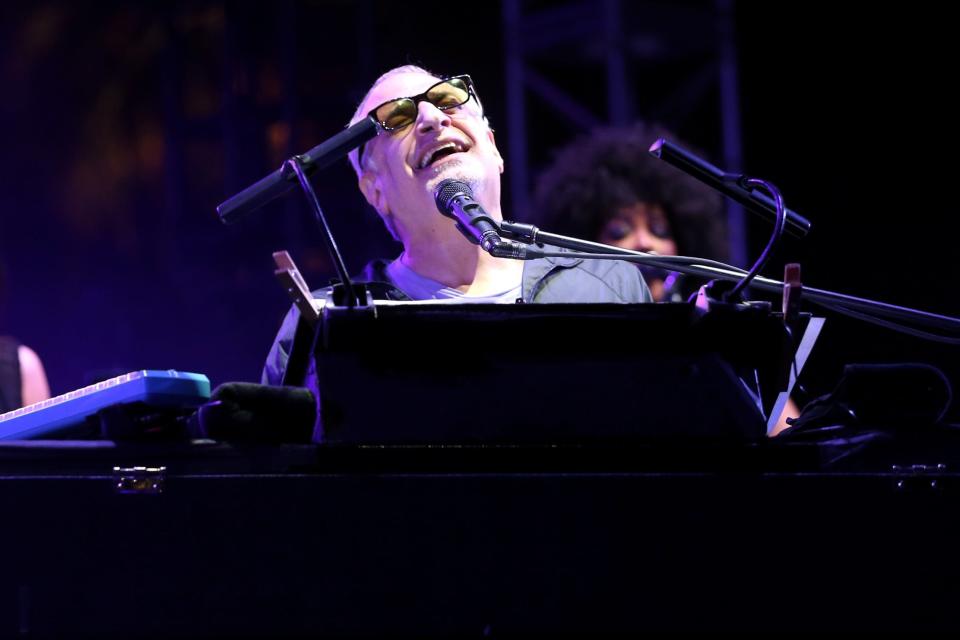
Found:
[415,101,452,134]
[627,227,656,253]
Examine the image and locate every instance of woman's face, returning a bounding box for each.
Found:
[598,202,678,256]
[598,202,678,301]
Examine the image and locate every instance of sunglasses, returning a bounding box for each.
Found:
[357,75,480,167]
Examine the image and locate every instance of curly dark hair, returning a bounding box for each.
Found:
[531,122,728,262]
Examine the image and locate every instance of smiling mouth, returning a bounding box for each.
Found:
[417,142,467,171]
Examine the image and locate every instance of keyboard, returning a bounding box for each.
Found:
[0,369,211,440]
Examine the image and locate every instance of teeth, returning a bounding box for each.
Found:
[419,142,461,169]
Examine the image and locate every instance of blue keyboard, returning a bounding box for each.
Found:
[0,369,211,440]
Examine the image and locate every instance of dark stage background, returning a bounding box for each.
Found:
[0,2,957,418]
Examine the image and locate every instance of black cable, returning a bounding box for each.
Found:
[725,178,787,302]
[535,250,960,345]
[813,300,960,345]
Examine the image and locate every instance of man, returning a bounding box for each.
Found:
[263,66,651,387]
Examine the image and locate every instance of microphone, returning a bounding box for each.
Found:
[433,179,503,252]
[217,115,379,225]
[649,137,812,238]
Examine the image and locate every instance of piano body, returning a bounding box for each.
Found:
[5,300,953,635]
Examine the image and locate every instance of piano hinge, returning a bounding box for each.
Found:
[891,463,947,492]
[113,466,166,495]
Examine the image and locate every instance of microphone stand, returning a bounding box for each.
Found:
[498,221,960,339]
[216,115,381,309]
[216,118,381,386]
[283,157,365,309]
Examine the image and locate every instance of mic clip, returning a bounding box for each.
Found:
[694,279,771,314]
[489,239,543,260]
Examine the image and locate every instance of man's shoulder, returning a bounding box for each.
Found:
[566,256,653,303]
[262,257,408,385]
[296,258,408,301]
[570,255,638,279]
[523,254,652,304]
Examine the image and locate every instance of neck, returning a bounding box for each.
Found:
[401,233,523,296]
[399,183,523,295]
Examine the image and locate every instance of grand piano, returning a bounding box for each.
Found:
[1,301,957,635]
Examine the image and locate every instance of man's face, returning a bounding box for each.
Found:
[355,71,504,247]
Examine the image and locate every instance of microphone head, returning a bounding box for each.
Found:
[433,179,473,216]
[648,137,666,158]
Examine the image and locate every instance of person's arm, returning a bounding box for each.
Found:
[262,304,301,385]
[769,396,801,437]
[18,345,50,406]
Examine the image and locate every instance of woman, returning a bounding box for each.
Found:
[533,122,798,434]
[0,265,50,411]
[532,122,728,303]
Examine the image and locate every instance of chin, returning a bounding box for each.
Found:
[422,160,481,191]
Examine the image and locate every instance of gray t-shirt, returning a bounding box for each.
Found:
[385,258,522,304]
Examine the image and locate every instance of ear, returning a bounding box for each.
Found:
[487,128,504,174]
[358,170,390,218]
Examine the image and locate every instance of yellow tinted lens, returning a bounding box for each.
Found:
[376,98,416,130]
[427,79,470,110]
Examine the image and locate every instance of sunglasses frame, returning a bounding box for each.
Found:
[357,74,479,167]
